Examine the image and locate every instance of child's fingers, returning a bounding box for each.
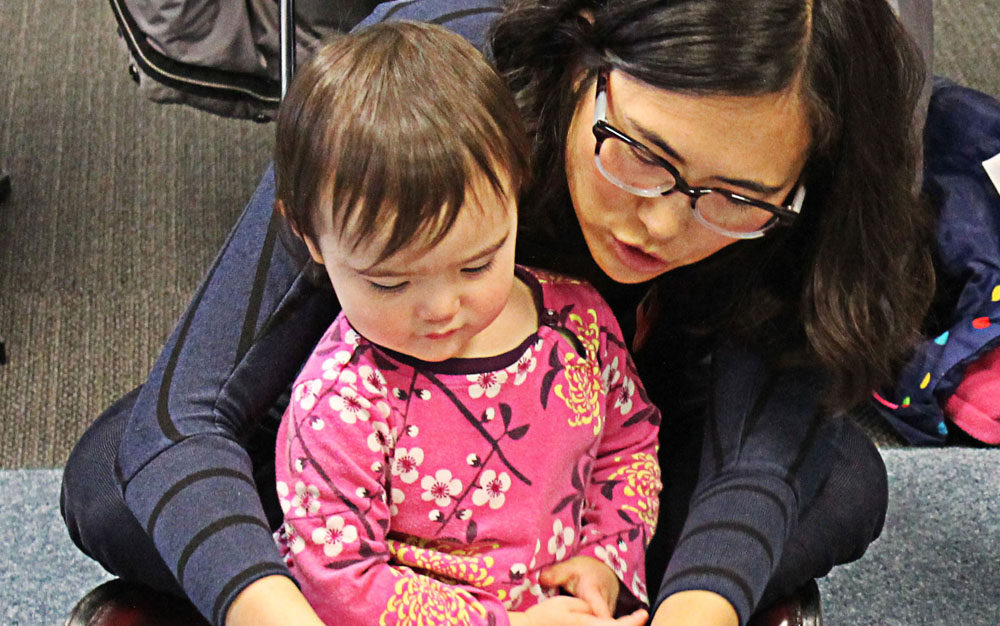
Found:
[575,579,613,618]
[539,560,579,591]
[612,608,648,626]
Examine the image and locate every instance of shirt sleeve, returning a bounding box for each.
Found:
[276,351,510,626]
[653,342,842,625]
[116,167,341,625]
[573,296,663,608]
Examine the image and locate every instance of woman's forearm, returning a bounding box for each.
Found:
[225,575,326,626]
[650,590,738,626]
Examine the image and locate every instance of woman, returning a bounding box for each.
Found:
[60,1,933,625]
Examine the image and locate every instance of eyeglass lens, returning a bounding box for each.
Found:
[596,136,777,235]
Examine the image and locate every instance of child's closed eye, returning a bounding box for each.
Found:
[461,258,495,275]
[368,280,408,293]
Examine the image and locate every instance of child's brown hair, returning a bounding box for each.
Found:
[275,20,531,264]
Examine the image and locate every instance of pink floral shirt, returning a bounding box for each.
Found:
[275,267,662,626]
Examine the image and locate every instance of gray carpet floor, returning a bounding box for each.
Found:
[5,449,999,625]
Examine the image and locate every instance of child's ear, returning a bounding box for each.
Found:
[302,236,325,265]
[276,199,325,265]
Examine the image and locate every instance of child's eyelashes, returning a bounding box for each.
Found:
[368,281,408,293]
[366,260,494,293]
[461,258,495,275]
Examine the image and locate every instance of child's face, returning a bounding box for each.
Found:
[307,174,520,362]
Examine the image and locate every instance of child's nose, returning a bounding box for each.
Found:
[418,290,460,322]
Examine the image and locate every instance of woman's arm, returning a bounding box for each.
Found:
[649,590,738,626]
[116,166,340,625]
[651,343,842,625]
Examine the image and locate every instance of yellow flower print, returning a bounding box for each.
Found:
[379,571,488,626]
[530,269,583,285]
[607,452,662,534]
[553,352,603,435]
[567,309,600,360]
[389,539,497,588]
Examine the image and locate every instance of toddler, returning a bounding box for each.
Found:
[273,20,661,626]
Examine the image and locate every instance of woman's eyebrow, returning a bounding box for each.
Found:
[629,117,786,196]
[358,232,509,278]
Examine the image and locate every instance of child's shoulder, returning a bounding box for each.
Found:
[293,313,373,388]
[520,265,609,311]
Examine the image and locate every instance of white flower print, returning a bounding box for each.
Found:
[547,519,575,560]
[594,543,627,578]
[276,522,305,558]
[374,399,391,420]
[321,352,352,380]
[614,376,636,414]
[392,447,424,484]
[506,540,547,610]
[421,469,462,507]
[291,482,321,517]
[311,515,358,557]
[389,488,405,516]
[359,365,388,396]
[631,572,649,605]
[601,356,621,394]
[506,347,537,386]
[276,481,291,514]
[344,329,362,346]
[367,422,395,455]
[293,379,322,411]
[329,386,371,424]
[471,470,511,509]
[467,370,508,399]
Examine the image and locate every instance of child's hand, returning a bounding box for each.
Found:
[539,555,621,618]
[509,596,648,626]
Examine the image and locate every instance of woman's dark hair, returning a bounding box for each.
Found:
[275,20,531,265]
[491,0,935,410]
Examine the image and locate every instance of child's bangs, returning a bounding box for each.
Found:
[325,85,514,265]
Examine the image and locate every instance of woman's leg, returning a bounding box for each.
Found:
[757,418,888,608]
[60,386,184,597]
[61,384,288,596]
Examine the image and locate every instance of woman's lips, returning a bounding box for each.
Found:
[611,238,667,274]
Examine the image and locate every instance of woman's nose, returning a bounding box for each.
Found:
[634,192,690,240]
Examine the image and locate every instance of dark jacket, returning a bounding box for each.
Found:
[876,78,1000,444]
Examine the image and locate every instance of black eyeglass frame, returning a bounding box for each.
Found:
[591,67,805,239]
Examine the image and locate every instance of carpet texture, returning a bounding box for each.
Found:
[0,0,997,468]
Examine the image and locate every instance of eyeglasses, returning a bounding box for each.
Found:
[591,68,806,239]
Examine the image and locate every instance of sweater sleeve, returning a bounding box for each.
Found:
[116,167,341,625]
[276,352,509,626]
[568,293,663,607]
[653,342,841,625]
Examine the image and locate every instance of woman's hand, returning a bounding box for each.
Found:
[224,575,326,626]
[509,596,648,626]
[538,555,620,617]
[649,590,738,626]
